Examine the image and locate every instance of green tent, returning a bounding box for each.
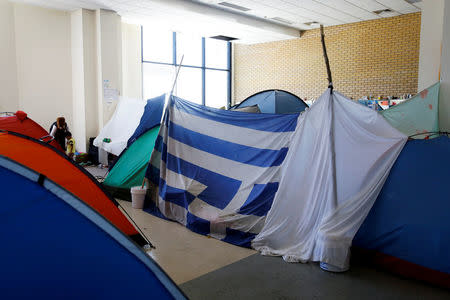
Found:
[381,82,439,138]
[103,126,160,198]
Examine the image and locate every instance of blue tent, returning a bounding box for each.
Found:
[354,135,450,287]
[233,90,308,114]
[0,155,185,299]
[108,94,165,172]
[127,94,165,147]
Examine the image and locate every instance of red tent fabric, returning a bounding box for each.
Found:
[0,131,148,246]
[0,111,64,152]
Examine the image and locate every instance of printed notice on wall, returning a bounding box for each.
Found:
[103,79,119,103]
[104,88,119,103]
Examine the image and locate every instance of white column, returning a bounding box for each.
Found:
[417,0,445,91]
[71,9,87,152]
[95,9,123,128]
[71,9,98,152]
[122,23,142,100]
[0,0,19,112]
[82,9,99,144]
[440,1,450,131]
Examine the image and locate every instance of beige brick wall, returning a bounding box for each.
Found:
[233,13,421,103]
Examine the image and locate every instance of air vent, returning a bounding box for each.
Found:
[270,17,293,25]
[210,35,238,41]
[373,8,393,15]
[218,2,251,11]
[304,21,319,26]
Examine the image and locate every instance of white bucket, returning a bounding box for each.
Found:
[131,186,147,209]
[319,262,350,273]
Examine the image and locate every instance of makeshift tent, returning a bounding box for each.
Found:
[94,97,146,156]
[0,155,186,299]
[127,94,165,147]
[353,135,450,288]
[104,95,165,197]
[381,82,440,138]
[146,95,299,247]
[252,89,406,270]
[230,105,261,113]
[147,90,406,270]
[104,126,160,198]
[0,111,63,151]
[233,90,308,114]
[0,131,147,246]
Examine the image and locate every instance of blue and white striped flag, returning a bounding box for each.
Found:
[146,95,299,247]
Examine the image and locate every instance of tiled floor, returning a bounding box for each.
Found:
[118,200,255,284]
[119,200,450,299]
[85,166,449,298]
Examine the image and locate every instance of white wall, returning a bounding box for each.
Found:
[0,0,19,112]
[83,9,98,142]
[417,0,445,91]
[96,9,122,127]
[1,2,132,153]
[71,9,87,151]
[13,3,73,131]
[439,1,450,131]
[122,23,142,100]
[71,8,98,152]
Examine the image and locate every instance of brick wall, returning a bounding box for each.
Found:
[233,12,421,103]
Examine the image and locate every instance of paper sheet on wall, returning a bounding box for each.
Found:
[104,88,119,103]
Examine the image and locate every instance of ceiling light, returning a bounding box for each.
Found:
[373,8,393,15]
[218,2,251,12]
[270,17,293,25]
[210,35,238,41]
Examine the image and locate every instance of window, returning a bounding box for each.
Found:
[176,67,202,105]
[142,29,173,64]
[205,70,228,108]
[142,64,175,99]
[176,33,202,67]
[142,28,231,108]
[205,38,228,69]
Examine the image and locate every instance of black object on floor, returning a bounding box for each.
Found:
[180,254,450,300]
[88,137,99,165]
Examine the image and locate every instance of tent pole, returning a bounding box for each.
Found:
[320,25,333,90]
[170,55,184,96]
[140,55,185,191]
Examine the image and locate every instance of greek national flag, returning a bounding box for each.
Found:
[146,96,299,247]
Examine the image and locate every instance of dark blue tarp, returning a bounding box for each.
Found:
[234,90,307,114]
[0,156,185,299]
[354,136,450,275]
[127,94,165,147]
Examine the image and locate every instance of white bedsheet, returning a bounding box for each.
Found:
[252,89,407,269]
[94,97,145,156]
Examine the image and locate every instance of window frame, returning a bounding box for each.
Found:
[141,27,232,108]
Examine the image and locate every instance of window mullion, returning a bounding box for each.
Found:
[227,42,231,109]
[202,37,206,106]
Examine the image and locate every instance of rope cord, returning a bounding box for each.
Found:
[408,131,449,139]
[117,202,155,249]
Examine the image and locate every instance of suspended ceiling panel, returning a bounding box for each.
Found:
[196,0,421,29]
[10,0,423,44]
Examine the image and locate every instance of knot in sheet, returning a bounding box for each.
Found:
[252,89,407,269]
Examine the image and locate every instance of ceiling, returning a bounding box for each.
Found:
[196,0,422,29]
[10,0,423,43]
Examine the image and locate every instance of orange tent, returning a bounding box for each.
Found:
[0,131,148,246]
[0,111,63,152]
